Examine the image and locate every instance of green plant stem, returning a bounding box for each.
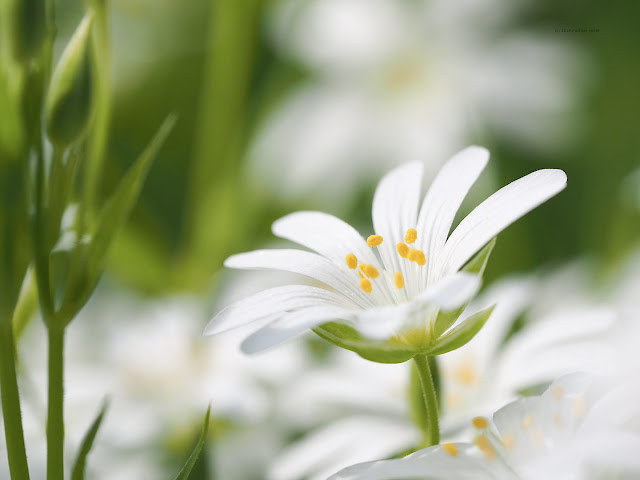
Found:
[46,324,65,480]
[0,323,31,480]
[413,354,440,447]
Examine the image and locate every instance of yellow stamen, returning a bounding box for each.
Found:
[358,270,364,279]
[408,249,426,266]
[367,235,383,247]
[502,433,515,450]
[452,362,477,386]
[360,264,380,279]
[553,414,564,428]
[405,228,417,244]
[442,443,458,457]
[572,397,586,418]
[345,253,358,269]
[396,242,409,258]
[360,278,372,293]
[445,393,463,409]
[532,428,545,445]
[472,417,489,430]
[394,272,404,289]
[552,386,565,402]
[522,415,533,429]
[475,435,495,461]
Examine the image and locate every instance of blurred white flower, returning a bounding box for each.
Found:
[206,146,566,354]
[250,0,585,204]
[10,286,310,479]
[330,374,640,480]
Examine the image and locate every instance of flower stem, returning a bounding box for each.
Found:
[413,354,440,446]
[46,324,65,480]
[0,323,31,480]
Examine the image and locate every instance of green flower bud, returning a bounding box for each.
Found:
[1,0,47,62]
[45,14,94,148]
[18,0,48,61]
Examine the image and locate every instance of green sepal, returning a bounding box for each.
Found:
[433,238,496,338]
[173,405,211,480]
[427,305,495,356]
[45,14,94,148]
[60,116,175,322]
[71,399,109,480]
[313,322,419,364]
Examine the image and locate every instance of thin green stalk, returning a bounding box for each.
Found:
[0,323,31,480]
[46,324,65,480]
[413,354,440,446]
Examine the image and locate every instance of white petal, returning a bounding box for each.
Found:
[269,416,417,480]
[328,444,497,480]
[441,169,567,276]
[204,285,352,335]
[416,146,489,283]
[416,272,481,311]
[371,161,423,294]
[354,303,413,340]
[241,306,354,354]
[272,211,379,267]
[225,249,374,308]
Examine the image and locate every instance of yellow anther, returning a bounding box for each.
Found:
[445,393,463,409]
[367,235,383,247]
[345,253,358,269]
[408,249,426,266]
[396,242,409,258]
[360,278,372,293]
[453,362,477,386]
[502,433,515,450]
[358,270,364,279]
[532,428,545,445]
[553,414,564,428]
[572,397,586,418]
[475,435,495,461]
[405,228,417,244]
[522,415,533,429]
[442,443,458,457]
[472,417,489,430]
[394,272,404,289]
[360,264,380,279]
[552,386,565,402]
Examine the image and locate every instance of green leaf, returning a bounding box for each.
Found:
[12,270,38,341]
[71,399,109,480]
[432,238,496,338]
[427,305,495,356]
[313,322,418,364]
[174,405,211,480]
[45,14,94,148]
[60,115,176,321]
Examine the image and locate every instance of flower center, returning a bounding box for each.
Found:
[345,229,427,294]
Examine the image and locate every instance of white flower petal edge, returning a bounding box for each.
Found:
[329,374,640,480]
[205,147,566,353]
[417,145,489,285]
[440,168,568,277]
[204,285,354,335]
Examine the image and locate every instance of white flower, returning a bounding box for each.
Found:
[330,374,640,480]
[250,0,584,204]
[205,146,566,358]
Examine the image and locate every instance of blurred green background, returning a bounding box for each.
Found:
[55,0,638,296]
[4,0,640,478]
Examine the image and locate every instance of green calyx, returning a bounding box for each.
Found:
[45,14,94,148]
